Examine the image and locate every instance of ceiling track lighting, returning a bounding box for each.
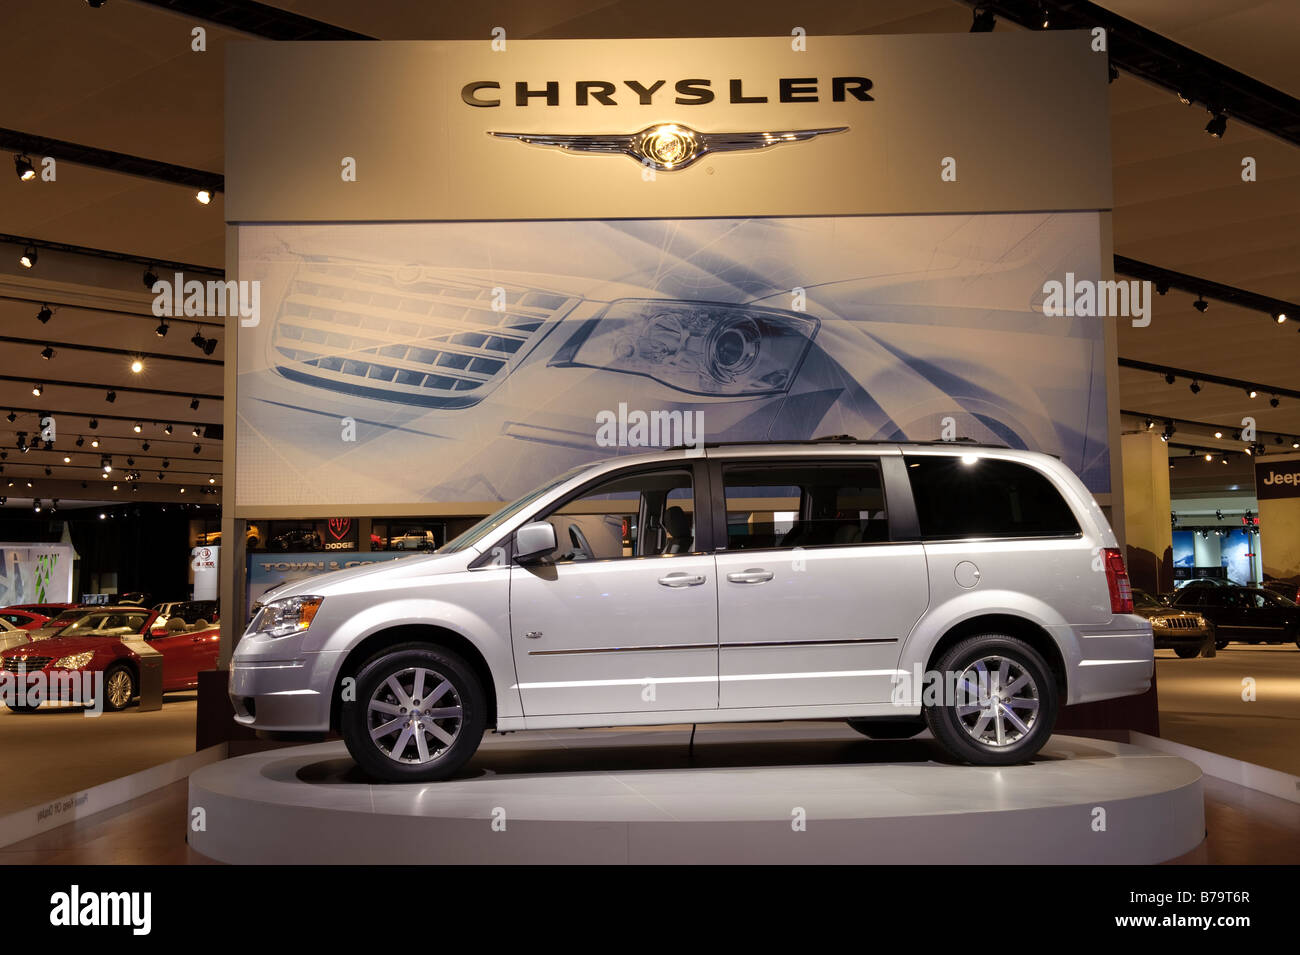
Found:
[190,397,200,410]
[1275,312,1288,324]
[143,265,159,289]
[40,345,54,360]
[1205,112,1228,138]
[31,384,42,397]
[14,154,36,181]
[1188,380,1200,394]
[196,189,213,205]
[1270,396,1280,408]
[130,358,144,374]
[105,390,116,403]
[1193,296,1208,313]
[19,245,37,269]
[1164,373,1176,385]
[36,304,52,324]
[155,319,169,337]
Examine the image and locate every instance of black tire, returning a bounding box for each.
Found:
[5,702,41,713]
[845,717,926,740]
[1215,638,1230,651]
[1173,646,1200,659]
[341,643,486,783]
[101,663,136,712]
[924,633,1059,766]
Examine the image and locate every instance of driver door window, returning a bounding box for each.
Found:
[539,469,696,563]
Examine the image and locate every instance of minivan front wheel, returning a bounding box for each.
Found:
[341,644,486,783]
[924,634,1058,766]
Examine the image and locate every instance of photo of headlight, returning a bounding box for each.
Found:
[549,299,819,396]
[53,651,95,670]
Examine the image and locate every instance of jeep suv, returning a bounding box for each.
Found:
[230,442,1152,782]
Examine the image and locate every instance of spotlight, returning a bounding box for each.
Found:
[1039,6,1050,29]
[37,305,52,324]
[1216,510,1223,521]
[86,0,108,7]
[191,426,201,437]
[143,265,159,289]
[1205,112,1228,138]
[1270,396,1280,408]
[31,383,42,397]
[33,500,41,513]
[970,7,995,32]
[5,411,14,423]
[191,328,206,351]
[1246,388,1258,399]
[163,423,173,435]
[43,467,51,477]
[14,154,35,181]
[1155,281,1169,296]
[40,345,54,360]
[141,441,150,452]
[196,189,213,205]
[155,319,169,337]
[133,422,142,433]
[126,457,135,467]
[1275,312,1288,324]
[162,459,170,469]
[1189,380,1200,394]
[208,475,216,484]
[1164,373,1176,385]
[91,438,99,448]
[193,444,202,454]
[130,358,144,374]
[88,418,98,430]
[62,456,70,463]
[105,390,116,403]
[1204,454,1212,462]
[102,457,112,473]
[1144,418,1154,431]
[1193,297,1208,313]
[202,338,217,356]
[1214,430,1223,439]
[75,436,84,447]
[19,245,36,269]
[1293,439,1299,449]
[190,397,200,411]
[157,472,165,481]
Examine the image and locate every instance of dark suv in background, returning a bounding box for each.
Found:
[1169,585,1300,649]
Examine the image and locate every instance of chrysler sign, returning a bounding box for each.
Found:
[1256,460,1300,499]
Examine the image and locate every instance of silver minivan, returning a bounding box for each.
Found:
[230,441,1153,781]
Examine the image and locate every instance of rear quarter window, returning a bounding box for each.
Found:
[905,455,1080,540]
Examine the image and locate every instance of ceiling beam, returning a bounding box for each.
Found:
[1,127,223,195]
[126,0,376,40]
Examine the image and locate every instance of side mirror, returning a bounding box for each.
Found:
[514,521,557,563]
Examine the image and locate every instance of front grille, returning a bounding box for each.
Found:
[3,656,51,672]
[270,262,574,408]
[1155,616,1200,630]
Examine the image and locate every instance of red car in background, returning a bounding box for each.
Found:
[0,607,220,712]
[0,608,51,630]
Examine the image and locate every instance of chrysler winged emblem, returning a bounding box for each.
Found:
[487,123,847,171]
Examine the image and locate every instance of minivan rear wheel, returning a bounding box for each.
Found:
[341,643,486,783]
[924,634,1058,766]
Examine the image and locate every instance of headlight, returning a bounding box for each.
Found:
[53,651,95,670]
[253,595,324,638]
[550,299,819,396]
[1196,615,1208,627]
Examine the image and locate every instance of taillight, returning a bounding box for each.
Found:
[1102,547,1133,613]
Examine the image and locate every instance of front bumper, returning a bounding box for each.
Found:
[228,642,341,733]
[1152,625,1212,650]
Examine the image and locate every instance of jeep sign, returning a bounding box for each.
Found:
[1256,460,1300,500]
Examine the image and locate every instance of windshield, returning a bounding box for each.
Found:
[439,465,591,554]
[62,612,149,636]
[47,611,89,628]
[1132,590,1161,609]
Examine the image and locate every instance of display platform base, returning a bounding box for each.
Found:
[187,723,1205,864]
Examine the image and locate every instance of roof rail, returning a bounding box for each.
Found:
[662,436,1010,451]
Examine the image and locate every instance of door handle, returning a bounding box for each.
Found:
[727,568,774,584]
[658,573,706,588]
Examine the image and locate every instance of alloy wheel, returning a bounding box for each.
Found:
[106,669,133,709]
[952,654,1040,747]
[366,667,464,764]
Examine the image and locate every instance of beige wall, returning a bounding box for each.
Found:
[1257,453,1300,583]
[1122,430,1172,594]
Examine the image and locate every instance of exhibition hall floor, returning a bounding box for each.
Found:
[0,696,199,815]
[1156,645,1300,776]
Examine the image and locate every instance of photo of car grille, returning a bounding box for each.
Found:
[1155,616,1200,630]
[3,656,51,672]
[270,262,575,408]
